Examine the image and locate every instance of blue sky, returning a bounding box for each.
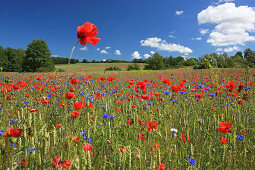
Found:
[0,0,255,61]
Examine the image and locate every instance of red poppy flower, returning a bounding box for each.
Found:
[3,128,23,137]
[155,164,166,169]
[147,121,158,132]
[65,92,75,100]
[171,85,181,92]
[56,124,62,128]
[70,77,79,84]
[162,78,171,85]
[127,120,134,125]
[52,156,71,169]
[77,22,100,45]
[221,137,227,144]
[83,143,93,158]
[73,101,86,110]
[71,111,80,118]
[217,122,232,134]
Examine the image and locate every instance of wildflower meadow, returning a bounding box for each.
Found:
[0,68,255,169]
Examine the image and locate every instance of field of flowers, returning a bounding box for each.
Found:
[0,68,255,169]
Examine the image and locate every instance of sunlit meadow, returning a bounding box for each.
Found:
[0,67,255,169]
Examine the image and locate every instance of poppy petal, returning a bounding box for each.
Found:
[86,37,100,45]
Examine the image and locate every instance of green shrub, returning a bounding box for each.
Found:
[105,66,121,71]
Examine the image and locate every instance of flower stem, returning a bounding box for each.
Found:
[69,40,80,65]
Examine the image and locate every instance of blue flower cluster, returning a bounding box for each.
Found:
[188,158,196,165]
[10,119,19,124]
[102,114,116,119]
[236,136,244,141]
[27,148,36,152]
[80,132,92,142]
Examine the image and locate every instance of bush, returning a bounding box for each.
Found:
[104,66,121,71]
[127,63,140,71]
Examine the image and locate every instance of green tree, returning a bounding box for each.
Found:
[244,48,255,67]
[23,39,55,72]
[0,46,8,71]
[144,53,164,70]
[82,59,89,63]
[185,57,198,66]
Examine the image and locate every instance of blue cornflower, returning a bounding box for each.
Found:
[236,136,244,141]
[80,132,86,136]
[188,158,196,165]
[147,102,152,105]
[245,88,249,91]
[144,107,147,110]
[172,99,177,103]
[0,130,3,136]
[180,91,185,94]
[195,98,200,101]
[88,137,92,142]
[164,91,170,95]
[24,101,29,104]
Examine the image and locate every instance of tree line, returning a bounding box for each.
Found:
[0,39,80,72]
[143,49,255,70]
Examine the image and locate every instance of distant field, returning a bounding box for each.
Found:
[55,63,146,73]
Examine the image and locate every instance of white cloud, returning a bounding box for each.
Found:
[100,50,108,54]
[218,0,234,3]
[96,48,100,51]
[176,10,184,15]
[184,53,189,56]
[150,51,155,55]
[144,54,151,59]
[102,59,107,61]
[140,37,192,54]
[168,35,175,38]
[52,54,61,57]
[131,51,142,59]
[198,3,255,46]
[105,46,111,49]
[80,47,88,50]
[200,29,209,35]
[192,37,202,40]
[216,48,223,51]
[115,50,122,55]
[223,46,240,52]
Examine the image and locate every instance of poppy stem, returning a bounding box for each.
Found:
[68,40,80,65]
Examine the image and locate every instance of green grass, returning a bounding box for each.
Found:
[55,63,146,72]
[0,68,255,169]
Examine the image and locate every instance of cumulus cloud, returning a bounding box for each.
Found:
[131,51,142,59]
[52,54,61,57]
[105,46,111,49]
[218,0,234,3]
[198,3,255,46]
[168,35,175,38]
[140,37,192,54]
[223,46,240,52]
[216,48,223,51]
[192,37,202,40]
[176,10,184,15]
[100,50,108,54]
[96,48,100,51]
[80,47,88,50]
[200,29,209,35]
[115,50,122,55]
[144,54,151,59]
[150,51,155,54]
